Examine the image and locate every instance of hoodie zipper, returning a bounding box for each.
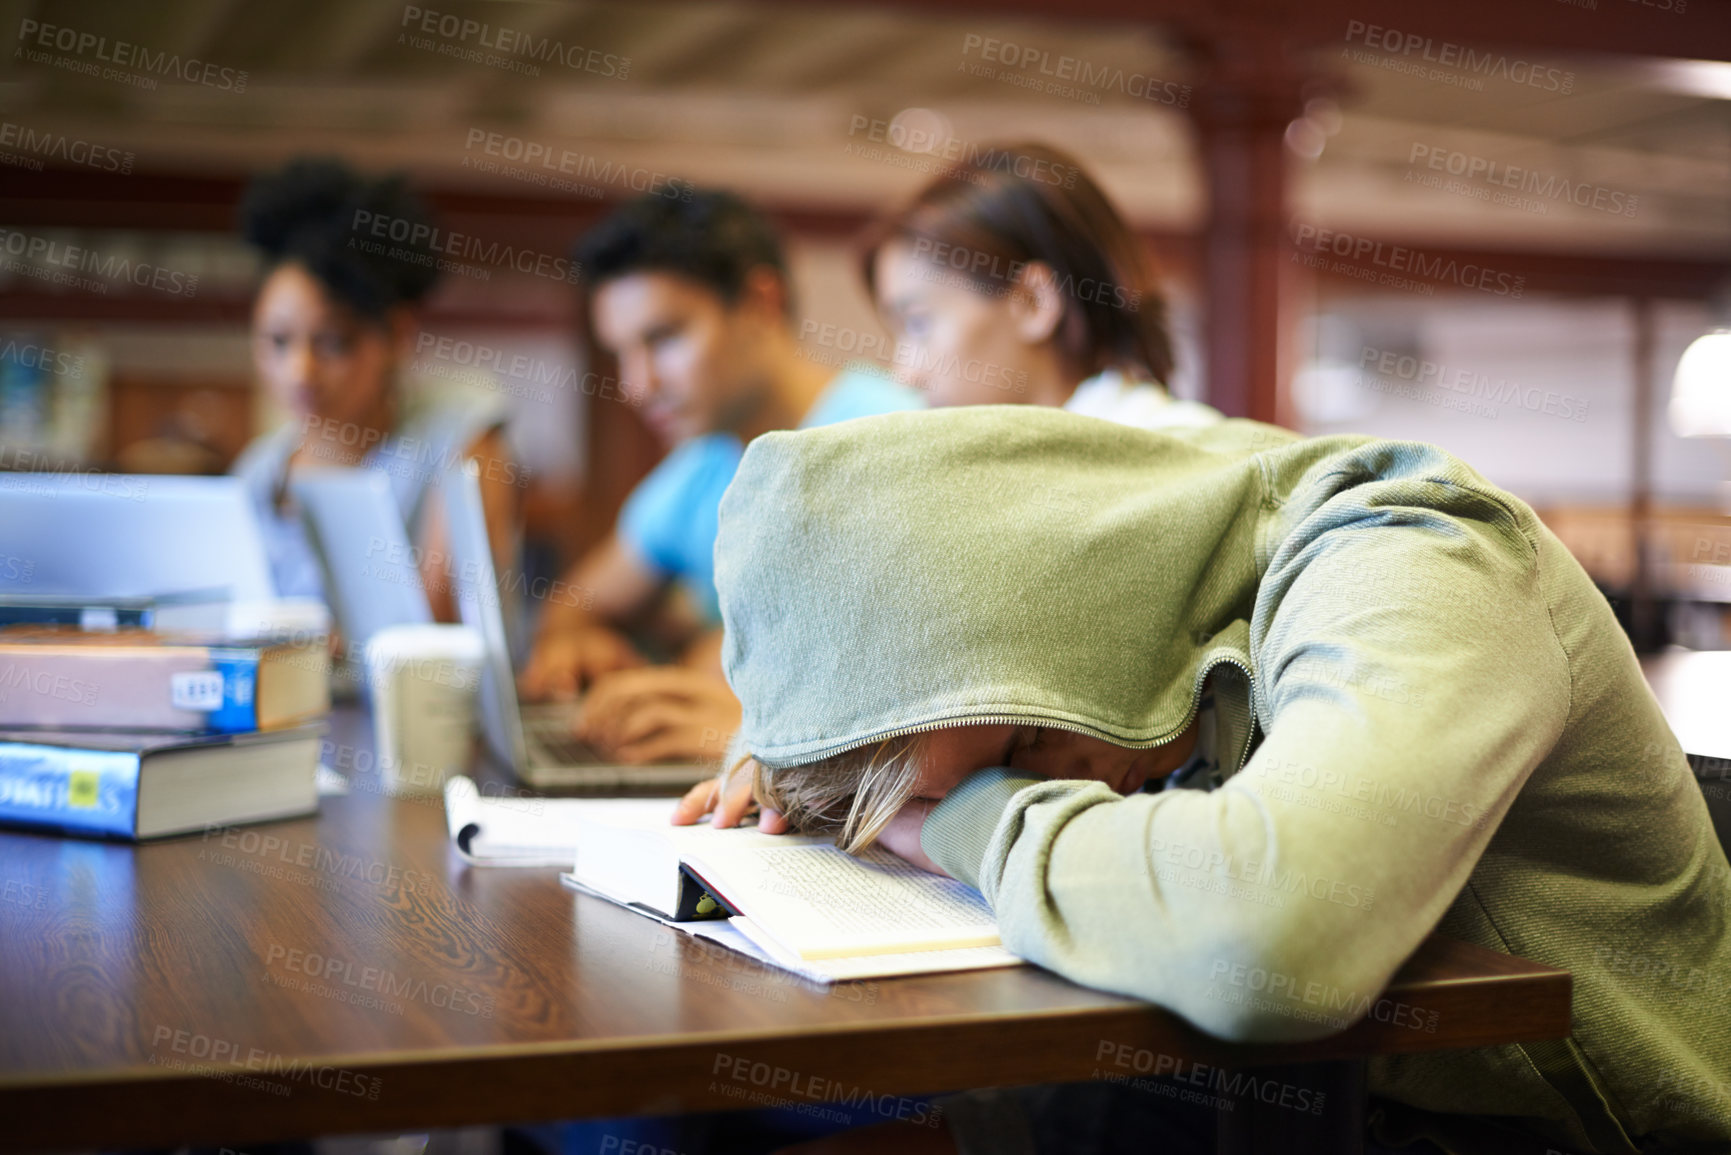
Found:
[785,653,1260,772]
[1205,654,1260,777]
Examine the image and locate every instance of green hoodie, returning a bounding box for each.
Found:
[715,407,1731,1154]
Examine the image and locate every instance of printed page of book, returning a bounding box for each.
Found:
[703,918,1022,983]
[686,841,1002,960]
[569,802,828,916]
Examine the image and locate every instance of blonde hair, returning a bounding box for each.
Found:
[734,735,928,854]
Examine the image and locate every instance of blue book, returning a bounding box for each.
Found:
[0,724,322,840]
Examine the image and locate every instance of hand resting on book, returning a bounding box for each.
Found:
[709,724,1203,877]
[671,768,946,875]
[672,759,788,832]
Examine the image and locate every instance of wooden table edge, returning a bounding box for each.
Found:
[0,951,1573,1153]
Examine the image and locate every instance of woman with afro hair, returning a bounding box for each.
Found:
[230,158,519,619]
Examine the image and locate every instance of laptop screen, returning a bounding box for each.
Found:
[0,473,275,602]
[441,461,528,771]
[290,469,432,647]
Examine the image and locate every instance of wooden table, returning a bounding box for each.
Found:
[0,708,1571,1155]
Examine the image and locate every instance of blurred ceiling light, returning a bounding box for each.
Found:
[1670,330,1731,437]
[1285,116,1328,160]
[887,108,952,155]
[1644,59,1731,101]
[1303,98,1344,136]
[1292,364,1377,424]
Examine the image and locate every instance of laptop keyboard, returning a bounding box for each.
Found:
[522,713,605,766]
[512,704,714,791]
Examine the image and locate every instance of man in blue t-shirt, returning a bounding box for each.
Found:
[520,190,921,763]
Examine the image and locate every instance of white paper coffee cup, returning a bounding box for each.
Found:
[364,623,485,796]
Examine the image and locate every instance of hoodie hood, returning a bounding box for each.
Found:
[716,406,1299,769]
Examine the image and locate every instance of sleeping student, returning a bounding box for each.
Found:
[231,159,520,620]
[679,406,1731,1155]
[518,189,920,765]
[863,140,1219,430]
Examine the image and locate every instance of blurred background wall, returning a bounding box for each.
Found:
[1,0,1728,647]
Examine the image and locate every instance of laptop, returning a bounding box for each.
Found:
[289,469,433,647]
[0,472,275,601]
[0,472,324,639]
[442,461,713,792]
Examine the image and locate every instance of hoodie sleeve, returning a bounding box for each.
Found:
[921,484,1573,1042]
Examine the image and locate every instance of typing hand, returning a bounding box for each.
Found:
[672,760,788,832]
[576,666,742,765]
[518,626,645,702]
[872,800,946,876]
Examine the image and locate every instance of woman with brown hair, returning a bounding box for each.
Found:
[861,141,1218,429]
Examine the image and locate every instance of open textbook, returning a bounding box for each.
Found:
[557,797,1023,983]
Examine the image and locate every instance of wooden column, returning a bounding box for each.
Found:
[1629,296,1659,650]
[1184,31,1309,423]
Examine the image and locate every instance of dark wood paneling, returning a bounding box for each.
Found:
[107,374,254,473]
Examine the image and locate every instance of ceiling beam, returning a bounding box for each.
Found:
[1,166,1723,309]
[813,0,1731,64]
[1306,242,1731,299]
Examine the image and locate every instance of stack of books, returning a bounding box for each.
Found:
[0,598,330,840]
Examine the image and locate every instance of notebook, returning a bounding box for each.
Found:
[442,774,674,866]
